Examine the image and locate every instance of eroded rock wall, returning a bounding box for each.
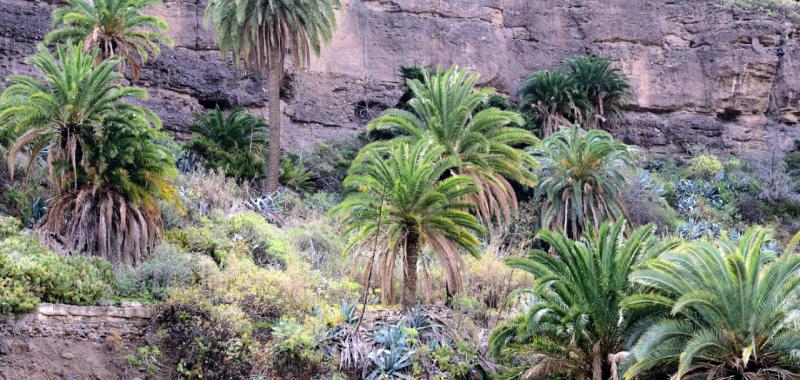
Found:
[2,0,799,154]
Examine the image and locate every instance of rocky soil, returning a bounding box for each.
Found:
[2,0,799,153]
[0,303,157,380]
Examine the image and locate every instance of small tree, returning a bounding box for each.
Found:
[490,220,674,380]
[518,69,589,136]
[0,44,174,265]
[534,126,633,239]
[332,140,484,308]
[566,55,631,128]
[186,106,268,181]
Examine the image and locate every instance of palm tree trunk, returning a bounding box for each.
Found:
[265,47,283,193]
[402,231,420,308]
[592,342,602,380]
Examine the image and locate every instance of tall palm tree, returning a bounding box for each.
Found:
[44,0,174,81]
[0,43,173,265]
[623,227,800,379]
[332,140,485,308]
[186,106,268,180]
[518,69,590,137]
[367,66,538,228]
[204,0,341,192]
[490,221,675,380]
[566,56,631,129]
[533,126,633,239]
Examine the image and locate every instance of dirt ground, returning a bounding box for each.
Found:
[0,335,152,380]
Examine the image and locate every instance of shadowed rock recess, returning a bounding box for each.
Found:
[2,0,800,153]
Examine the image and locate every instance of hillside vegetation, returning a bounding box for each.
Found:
[1,0,800,379]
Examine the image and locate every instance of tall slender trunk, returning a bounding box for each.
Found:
[265,47,283,193]
[402,231,420,309]
[592,342,603,380]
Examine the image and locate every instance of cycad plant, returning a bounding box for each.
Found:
[0,44,174,265]
[45,0,174,81]
[518,69,589,136]
[490,221,675,380]
[204,0,341,192]
[185,106,268,180]
[367,66,538,227]
[534,126,633,239]
[566,56,631,128]
[332,140,484,308]
[623,227,800,379]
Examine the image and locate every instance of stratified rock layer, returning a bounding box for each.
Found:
[1,0,799,154]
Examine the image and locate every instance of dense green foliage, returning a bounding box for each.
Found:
[186,106,268,181]
[623,227,800,378]
[0,43,174,265]
[45,0,173,81]
[490,221,674,380]
[0,217,114,314]
[519,56,631,135]
[2,4,800,379]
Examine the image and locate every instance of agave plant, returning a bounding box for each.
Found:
[533,126,633,239]
[623,227,800,379]
[490,220,675,380]
[45,0,174,81]
[518,69,590,137]
[366,65,538,228]
[565,55,631,128]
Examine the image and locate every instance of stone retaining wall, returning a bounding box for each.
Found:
[0,303,154,342]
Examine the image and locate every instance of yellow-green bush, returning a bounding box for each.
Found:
[687,154,723,179]
[0,218,114,314]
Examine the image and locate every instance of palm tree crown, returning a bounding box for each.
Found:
[1,43,157,191]
[533,126,633,239]
[45,0,174,81]
[518,69,590,136]
[332,140,484,307]
[490,221,674,380]
[566,55,631,127]
[203,0,340,75]
[623,227,800,379]
[367,66,539,227]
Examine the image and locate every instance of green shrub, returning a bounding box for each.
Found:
[185,107,268,181]
[0,224,114,314]
[287,221,344,272]
[687,154,723,179]
[126,346,163,377]
[156,298,258,380]
[115,243,219,301]
[304,136,364,193]
[270,317,328,371]
[279,153,315,193]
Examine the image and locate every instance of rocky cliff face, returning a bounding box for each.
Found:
[2,0,799,154]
